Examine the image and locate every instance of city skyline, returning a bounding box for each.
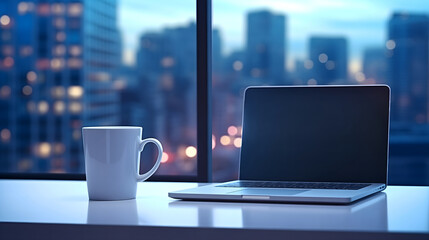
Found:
[119,0,429,72]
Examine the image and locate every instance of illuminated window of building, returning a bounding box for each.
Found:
[18,2,35,15]
[26,101,36,113]
[51,86,65,98]
[0,129,11,143]
[161,57,175,68]
[35,142,51,158]
[53,45,66,56]
[18,159,32,171]
[53,18,65,28]
[69,101,82,114]
[37,3,50,16]
[69,45,82,56]
[2,45,13,56]
[68,58,82,68]
[0,15,11,26]
[51,58,64,70]
[38,101,49,114]
[68,3,83,16]
[22,85,32,96]
[0,86,11,99]
[233,61,243,71]
[56,32,66,42]
[68,86,83,99]
[36,59,50,70]
[53,143,65,154]
[53,101,65,114]
[20,46,33,56]
[72,129,81,140]
[51,3,65,15]
[3,57,14,68]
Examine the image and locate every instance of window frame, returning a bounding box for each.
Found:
[0,0,213,182]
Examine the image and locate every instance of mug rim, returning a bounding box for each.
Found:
[83,126,142,130]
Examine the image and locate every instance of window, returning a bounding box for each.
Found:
[0,0,203,180]
[212,1,429,185]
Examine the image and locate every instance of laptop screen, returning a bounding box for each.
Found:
[239,86,390,184]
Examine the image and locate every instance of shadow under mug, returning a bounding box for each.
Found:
[83,126,163,201]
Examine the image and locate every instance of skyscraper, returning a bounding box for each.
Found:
[245,10,286,84]
[0,0,122,173]
[363,47,388,84]
[136,22,197,174]
[309,36,348,84]
[388,13,429,124]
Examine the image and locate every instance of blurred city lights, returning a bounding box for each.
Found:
[38,101,49,114]
[307,78,317,85]
[304,59,313,69]
[233,61,243,71]
[0,86,11,98]
[318,53,328,63]
[220,135,231,146]
[26,71,37,83]
[0,15,11,26]
[185,146,197,158]
[1,129,11,142]
[355,72,366,82]
[69,101,82,113]
[227,126,238,136]
[54,101,65,114]
[68,86,83,98]
[3,57,14,67]
[212,135,216,149]
[37,142,51,158]
[325,60,335,70]
[386,40,396,50]
[51,86,65,98]
[233,137,242,148]
[161,152,169,163]
[22,85,32,96]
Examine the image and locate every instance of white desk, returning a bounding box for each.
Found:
[1,180,428,240]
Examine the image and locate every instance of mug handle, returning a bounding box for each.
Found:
[136,138,163,181]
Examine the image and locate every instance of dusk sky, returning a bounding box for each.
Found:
[118,0,429,72]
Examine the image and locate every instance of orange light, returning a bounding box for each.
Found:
[37,142,51,158]
[161,152,169,163]
[185,146,197,158]
[220,135,231,146]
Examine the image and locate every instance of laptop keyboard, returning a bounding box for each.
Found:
[217,181,370,190]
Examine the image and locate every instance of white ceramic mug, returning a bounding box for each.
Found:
[82,126,163,201]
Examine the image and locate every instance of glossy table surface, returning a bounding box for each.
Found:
[1,180,429,239]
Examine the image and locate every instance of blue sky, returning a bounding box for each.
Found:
[118,0,429,72]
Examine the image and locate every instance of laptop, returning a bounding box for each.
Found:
[169,85,390,204]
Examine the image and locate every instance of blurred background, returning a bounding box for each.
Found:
[0,0,429,185]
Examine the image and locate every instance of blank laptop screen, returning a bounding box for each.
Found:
[239,86,390,184]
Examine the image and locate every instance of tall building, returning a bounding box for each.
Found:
[212,28,223,75]
[0,0,122,173]
[136,22,197,174]
[245,10,286,84]
[309,36,348,84]
[388,13,429,124]
[363,47,388,84]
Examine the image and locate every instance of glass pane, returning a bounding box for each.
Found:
[212,1,429,185]
[0,0,196,177]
